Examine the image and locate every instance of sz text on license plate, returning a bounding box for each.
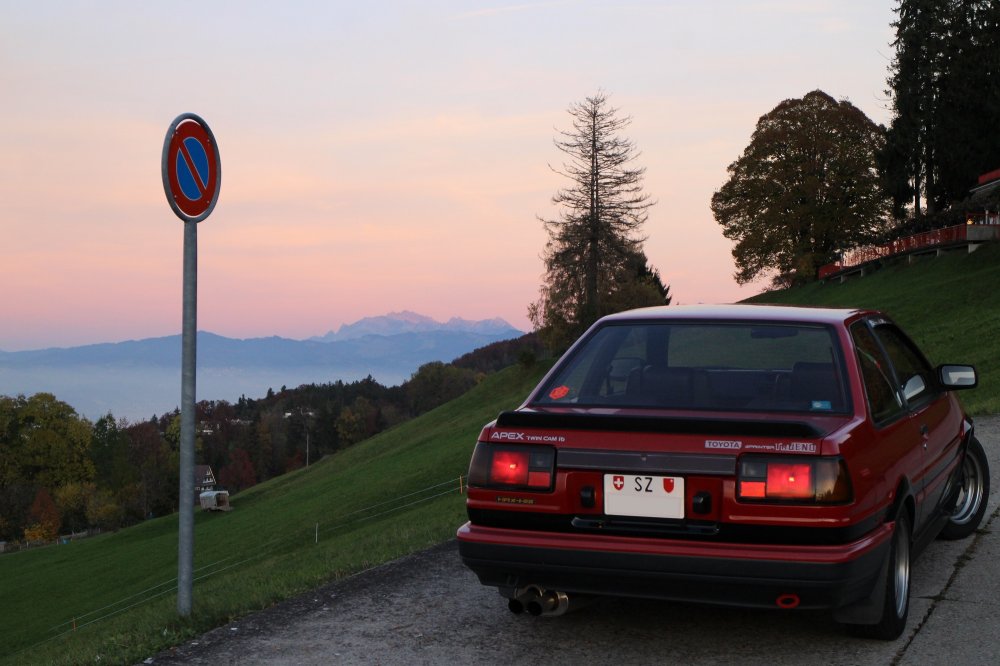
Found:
[603,474,685,519]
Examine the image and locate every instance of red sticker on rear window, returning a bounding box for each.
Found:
[549,385,570,400]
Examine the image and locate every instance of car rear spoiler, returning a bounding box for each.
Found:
[495,410,825,438]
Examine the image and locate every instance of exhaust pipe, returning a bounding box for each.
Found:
[507,585,544,614]
[775,593,800,609]
[527,590,570,617]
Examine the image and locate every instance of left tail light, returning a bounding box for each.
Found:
[737,456,852,503]
[468,442,555,491]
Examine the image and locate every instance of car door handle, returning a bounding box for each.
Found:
[919,424,929,435]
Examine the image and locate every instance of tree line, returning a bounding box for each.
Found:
[882,0,1000,218]
[0,334,543,545]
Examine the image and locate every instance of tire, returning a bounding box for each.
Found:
[939,436,989,541]
[851,511,911,640]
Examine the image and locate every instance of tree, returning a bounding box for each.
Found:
[603,249,672,314]
[25,487,61,542]
[335,405,363,447]
[711,90,891,287]
[85,488,124,531]
[931,1,1000,207]
[53,481,96,533]
[530,91,664,350]
[884,0,948,216]
[405,362,477,414]
[218,448,256,493]
[335,397,377,447]
[883,0,1000,216]
[1,393,95,494]
[90,414,134,493]
[126,421,176,518]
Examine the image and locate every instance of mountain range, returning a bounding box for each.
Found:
[309,310,516,341]
[0,313,523,421]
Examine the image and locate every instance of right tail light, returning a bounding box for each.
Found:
[737,456,852,503]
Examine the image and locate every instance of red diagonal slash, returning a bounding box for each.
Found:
[178,139,209,199]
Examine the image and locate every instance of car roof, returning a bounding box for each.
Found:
[601,303,873,326]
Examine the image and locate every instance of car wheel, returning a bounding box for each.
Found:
[852,511,911,640]
[939,436,989,541]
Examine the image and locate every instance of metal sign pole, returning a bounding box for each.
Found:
[162,112,220,619]
[177,218,197,617]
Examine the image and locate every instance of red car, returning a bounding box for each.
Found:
[457,305,989,639]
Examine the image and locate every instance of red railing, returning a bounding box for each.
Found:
[817,224,970,280]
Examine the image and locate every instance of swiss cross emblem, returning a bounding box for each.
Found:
[613,475,624,491]
[663,478,675,493]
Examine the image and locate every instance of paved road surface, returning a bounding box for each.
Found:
[149,418,1000,665]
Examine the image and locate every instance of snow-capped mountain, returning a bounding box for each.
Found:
[309,311,520,342]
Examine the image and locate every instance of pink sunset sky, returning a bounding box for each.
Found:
[0,1,897,352]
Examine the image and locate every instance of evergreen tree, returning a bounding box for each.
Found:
[933,1,1000,205]
[530,91,665,350]
[883,0,1000,216]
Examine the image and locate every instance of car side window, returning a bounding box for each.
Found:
[850,322,905,424]
[871,324,936,405]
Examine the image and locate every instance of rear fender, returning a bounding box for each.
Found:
[832,546,889,624]
[885,478,913,524]
[938,427,974,514]
[835,482,913,624]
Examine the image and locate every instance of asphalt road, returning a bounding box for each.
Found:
[149,417,1000,666]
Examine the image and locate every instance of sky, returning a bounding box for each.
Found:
[0,1,898,352]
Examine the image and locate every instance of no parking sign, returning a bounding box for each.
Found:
[162,111,221,617]
[161,113,221,222]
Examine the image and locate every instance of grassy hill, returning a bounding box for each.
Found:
[0,361,550,666]
[747,242,1000,414]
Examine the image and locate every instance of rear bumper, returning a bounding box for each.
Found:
[457,521,893,610]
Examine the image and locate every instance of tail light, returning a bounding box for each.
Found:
[737,456,851,503]
[468,442,555,491]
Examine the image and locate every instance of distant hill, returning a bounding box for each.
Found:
[0,313,524,420]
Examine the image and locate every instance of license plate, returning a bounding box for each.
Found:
[604,474,685,519]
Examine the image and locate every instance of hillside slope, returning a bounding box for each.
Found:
[0,361,550,665]
[747,242,1000,413]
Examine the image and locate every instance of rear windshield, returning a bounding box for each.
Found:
[534,322,849,413]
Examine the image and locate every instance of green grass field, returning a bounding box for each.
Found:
[0,361,550,665]
[746,242,1000,414]
[4,241,999,665]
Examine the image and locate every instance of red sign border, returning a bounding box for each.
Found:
[161,113,221,222]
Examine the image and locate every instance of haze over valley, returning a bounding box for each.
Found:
[0,312,522,420]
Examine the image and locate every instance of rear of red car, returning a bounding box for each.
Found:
[457,305,965,631]
[459,411,887,611]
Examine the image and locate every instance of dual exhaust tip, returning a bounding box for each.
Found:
[507,585,571,616]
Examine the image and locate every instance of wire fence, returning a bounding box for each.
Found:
[14,474,468,659]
